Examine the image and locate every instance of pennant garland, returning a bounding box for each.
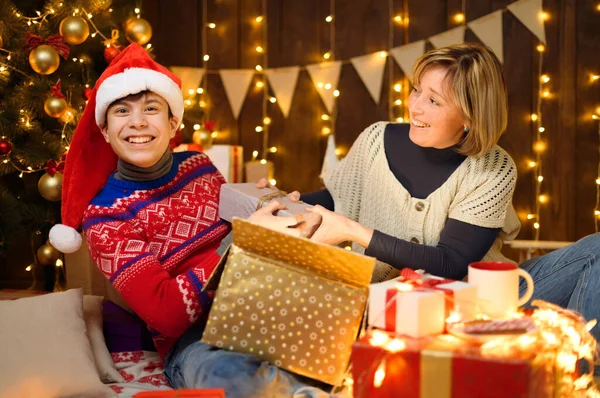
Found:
[468,11,505,63]
[184,0,546,120]
[390,40,427,82]
[264,66,300,118]
[350,51,388,104]
[219,69,255,119]
[306,61,342,114]
[169,66,206,98]
[507,0,546,43]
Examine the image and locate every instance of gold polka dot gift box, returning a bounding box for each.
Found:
[201,218,376,385]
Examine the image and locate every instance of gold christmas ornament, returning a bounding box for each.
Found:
[29,45,60,75]
[59,16,90,45]
[59,107,77,124]
[38,171,63,202]
[44,96,68,118]
[92,0,112,10]
[192,127,213,149]
[37,242,60,265]
[125,18,153,45]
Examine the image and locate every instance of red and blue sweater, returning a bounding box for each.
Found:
[83,151,231,358]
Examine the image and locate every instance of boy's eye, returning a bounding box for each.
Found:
[115,108,128,114]
[145,106,158,111]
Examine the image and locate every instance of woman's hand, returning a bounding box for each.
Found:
[307,205,374,247]
[248,200,312,238]
[256,178,301,202]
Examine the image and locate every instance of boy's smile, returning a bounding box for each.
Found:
[100,92,178,168]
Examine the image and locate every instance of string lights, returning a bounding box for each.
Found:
[389,1,408,123]
[320,0,338,139]
[525,12,550,240]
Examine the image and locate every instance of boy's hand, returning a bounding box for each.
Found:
[256,178,301,202]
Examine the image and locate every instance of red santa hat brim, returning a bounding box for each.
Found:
[50,43,184,253]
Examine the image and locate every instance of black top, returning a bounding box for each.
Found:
[301,123,500,280]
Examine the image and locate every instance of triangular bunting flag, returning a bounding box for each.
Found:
[219,69,255,119]
[264,66,300,118]
[428,26,466,49]
[390,40,426,82]
[169,66,206,98]
[350,51,387,104]
[507,0,545,43]
[306,61,342,114]
[320,134,339,179]
[468,11,504,63]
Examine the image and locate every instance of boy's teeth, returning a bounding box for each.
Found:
[128,136,153,143]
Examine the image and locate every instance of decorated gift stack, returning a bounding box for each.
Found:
[351,267,599,397]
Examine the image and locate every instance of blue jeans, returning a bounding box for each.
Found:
[519,233,600,375]
[163,322,332,398]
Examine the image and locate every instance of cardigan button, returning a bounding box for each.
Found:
[415,202,425,211]
[410,237,420,244]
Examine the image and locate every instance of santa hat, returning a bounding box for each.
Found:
[49,43,184,253]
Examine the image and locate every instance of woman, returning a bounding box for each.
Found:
[298,42,520,283]
[283,43,600,367]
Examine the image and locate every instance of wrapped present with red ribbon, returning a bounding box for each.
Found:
[368,269,477,337]
[351,329,557,398]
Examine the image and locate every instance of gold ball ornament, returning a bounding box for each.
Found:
[59,107,77,124]
[59,16,90,45]
[38,171,63,202]
[92,0,112,10]
[37,242,60,265]
[29,45,60,75]
[125,18,153,45]
[192,127,214,150]
[44,96,68,118]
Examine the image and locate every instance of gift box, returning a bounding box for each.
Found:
[102,301,156,353]
[351,330,556,398]
[201,218,376,385]
[219,183,311,221]
[245,159,274,183]
[368,274,477,337]
[203,145,244,183]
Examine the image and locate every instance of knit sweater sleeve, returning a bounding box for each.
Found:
[84,222,216,338]
[324,122,387,221]
[448,147,518,229]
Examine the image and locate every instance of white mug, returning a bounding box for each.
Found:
[467,262,534,318]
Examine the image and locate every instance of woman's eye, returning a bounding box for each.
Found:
[411,86,418,92]
[429,98,439,105]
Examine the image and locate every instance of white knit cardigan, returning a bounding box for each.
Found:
[324,122,521,282]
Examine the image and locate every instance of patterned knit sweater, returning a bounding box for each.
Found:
[83,151,231,358]
[324,122,521,282]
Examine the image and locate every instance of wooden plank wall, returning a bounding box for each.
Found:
[144,0,600,243]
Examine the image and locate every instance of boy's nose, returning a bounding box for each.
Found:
[128,112,148,128]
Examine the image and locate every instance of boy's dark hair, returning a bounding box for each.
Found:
[108,90,174,118]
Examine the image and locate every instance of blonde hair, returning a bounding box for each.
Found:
[412,42,507,157]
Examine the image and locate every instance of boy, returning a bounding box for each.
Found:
[50,44,325,396]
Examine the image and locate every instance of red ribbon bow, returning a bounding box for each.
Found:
[50,80,66,99]
[45,159,65,177]
[204,121,216,132]
[24,33,70,60]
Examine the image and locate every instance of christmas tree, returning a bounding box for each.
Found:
[0,0,153,285]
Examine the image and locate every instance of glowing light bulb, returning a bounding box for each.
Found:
[255,16,264,22]
[193,124,201,130]
[269,146,277,153]
[538,11,549,21]
[255,65,263,72]
[379,51,387,58]
[528,161,538,168]
[197,88,204,94]
[527,214,536,220]
[394,99,402,105]
[322,127,331,135]
[269,179,277,186]
[334,148,342,156]
[531,113,539,121]
[539,127,545,133]
[256,45,264,53]
[252,150,259,159]
[454,13,465,23]
[394,84,402,92]
[263,117,271,125]
[537,44,546,52]
[269,97,277,103]
[393,15,403,23]
[541,74,550,83]
[321,114,330,121]
[333,90,340,97]
[256,81,264,88]
[203,54,210,61]
[260,159,267,164]
[539,194,549,204]
[325,15,333,23]
[534,222,540,229]
[533,141,547,152]
[208,23,216,29]
[255,126,263,132]
[537,175,544,182]
[323,52,331,60]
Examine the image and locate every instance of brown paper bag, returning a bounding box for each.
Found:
[202,218,375,385]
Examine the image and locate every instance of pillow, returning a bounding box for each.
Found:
[84,295,125,383]
[0,289,114,398]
